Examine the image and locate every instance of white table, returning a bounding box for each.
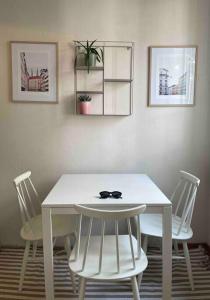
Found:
[42,174,172,299]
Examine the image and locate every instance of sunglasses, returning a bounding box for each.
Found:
[99,191,122,199]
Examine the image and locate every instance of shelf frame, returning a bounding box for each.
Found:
[104,78,133,83]
[74,41,134,116]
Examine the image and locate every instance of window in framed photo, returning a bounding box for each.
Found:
[148,46,197,107]
[11,41,58,103]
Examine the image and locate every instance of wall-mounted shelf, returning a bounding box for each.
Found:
[77,91,104,94]
[104,79,133,83]
[74,41,134,116]
[76,66,104,71]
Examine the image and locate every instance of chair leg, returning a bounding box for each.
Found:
[64,236,77,294]
[173,240,179,255]
[131,276,140,300]
[79,277,86,300]
[183,241,194,290]
[137,272,143,288]
[19,240,30,291]
[137,236,148,287]
[32,241,38,259]
[143,235,148,254]
[53,238,57,248]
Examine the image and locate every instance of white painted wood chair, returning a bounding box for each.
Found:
[69,204,148,300]
[138,170,200,290]
[14,171,77,292]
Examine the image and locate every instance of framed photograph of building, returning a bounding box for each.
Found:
[11,41,58,103]
[148,46,197,106]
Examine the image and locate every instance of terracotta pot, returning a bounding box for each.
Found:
[80,102,91,114]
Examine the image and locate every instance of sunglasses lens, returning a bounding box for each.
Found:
[112,191,122,199]
[100,191,110,198]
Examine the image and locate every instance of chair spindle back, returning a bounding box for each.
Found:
[74,204,146,274]
[171,170,200,235]
[14,171,40,225]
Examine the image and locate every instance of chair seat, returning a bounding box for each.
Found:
[140,214,193,240]
[69,235,148,280]
[21,214,77,241]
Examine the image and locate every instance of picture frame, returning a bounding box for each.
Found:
[10,41,58,103]
[148,46,197,107]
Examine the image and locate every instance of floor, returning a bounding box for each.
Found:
[0,246,209,299]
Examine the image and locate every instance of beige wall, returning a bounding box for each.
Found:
[0,0,210,245]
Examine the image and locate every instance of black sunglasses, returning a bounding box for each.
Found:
[99,191,122,199]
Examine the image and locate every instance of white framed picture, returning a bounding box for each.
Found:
[148,46,197,106]
[11,41,58,103]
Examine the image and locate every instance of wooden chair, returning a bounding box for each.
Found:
[14,171,77,292]
[138,170,200,290]
[69,204,148,300]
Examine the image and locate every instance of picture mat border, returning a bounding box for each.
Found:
[148,45,198,107]
[10,41,59,104]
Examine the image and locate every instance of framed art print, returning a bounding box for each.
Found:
[148,46,197,106]
[11,41,58,103]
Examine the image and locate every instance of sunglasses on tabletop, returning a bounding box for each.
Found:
[99,191,122,199]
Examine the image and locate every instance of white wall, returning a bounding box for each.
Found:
[0,0,210,245]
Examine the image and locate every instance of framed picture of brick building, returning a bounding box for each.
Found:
[148,46,197,107]
[11,42,58,103]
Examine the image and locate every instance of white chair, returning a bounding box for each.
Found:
[138,170,200,290]
[69,204,148,300]
[14,171,77,292]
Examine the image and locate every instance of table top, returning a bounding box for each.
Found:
[42,174,171,208]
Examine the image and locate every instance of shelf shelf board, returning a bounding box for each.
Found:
[76,91,104,94]
[76,113,131,116]
[76,66,104,71]
[104,78,133,82]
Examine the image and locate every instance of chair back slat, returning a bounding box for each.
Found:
[14,171,41,225]
[23,180,36,216]
[74,204,146,275]
[28,177,39,200]
[181,182,192,219]
[136,215,141,259]
[170,179,181,203]
[174,181,187,217]
[115,220,120,273]
[17,191,27,224]
[171,171,200,235]
[16,186,32,224]
[127,218,135,269]
[75,214,82,261]
[82,217,93,271]
[186,190,196,231]
[99,220,106,273]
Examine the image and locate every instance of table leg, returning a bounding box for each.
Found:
[42,207,54,300]
[162,205,172,300]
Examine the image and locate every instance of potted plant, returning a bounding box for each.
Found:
[75,40,103,72]
[79,94,92,114]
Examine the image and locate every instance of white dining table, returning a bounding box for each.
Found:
[42,174,172,300]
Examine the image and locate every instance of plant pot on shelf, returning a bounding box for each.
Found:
[86,53,96,67]
[79,101,91,115]
[75,40,103,70]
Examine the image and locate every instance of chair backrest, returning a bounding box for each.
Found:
[74,204,146,274]
[13,171,40,225]
[171,170,200,235]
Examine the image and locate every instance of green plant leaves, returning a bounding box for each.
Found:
[75,40,104,73]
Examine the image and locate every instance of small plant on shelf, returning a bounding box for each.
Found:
[75,40,103,73]
[78,94,92,115]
